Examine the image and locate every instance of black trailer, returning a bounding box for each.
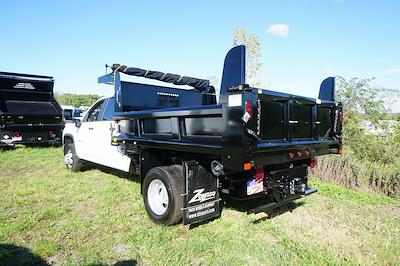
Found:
[0,72,64,146]
[99,45,343,225]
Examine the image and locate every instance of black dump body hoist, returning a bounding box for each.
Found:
[98,45,343,225]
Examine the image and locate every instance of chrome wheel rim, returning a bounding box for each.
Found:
[147,179,169,215]
[64,150,73,168]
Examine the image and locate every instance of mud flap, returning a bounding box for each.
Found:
[181,161,221,225]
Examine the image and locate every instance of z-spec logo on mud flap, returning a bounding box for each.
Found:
[188,188,216,204]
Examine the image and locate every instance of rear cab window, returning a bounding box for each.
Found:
[101,98,114,121]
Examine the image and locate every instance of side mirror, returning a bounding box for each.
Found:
[74,118,82,128]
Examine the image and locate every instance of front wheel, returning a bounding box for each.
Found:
[64,143,83,172]
[143,165,183,225]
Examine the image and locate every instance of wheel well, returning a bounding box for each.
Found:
[64,135,73,146]
[139,149,220,193]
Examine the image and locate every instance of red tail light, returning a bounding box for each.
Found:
[304,148,310,156]
[48,130,56,138]
[14,132,22,138]
[255,167,264,182]
[310,159,317,169]
[245,100,252,117]
[289,150,295,158]
[297,150,303,157]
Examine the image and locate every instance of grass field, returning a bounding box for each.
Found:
[1,147,399,265]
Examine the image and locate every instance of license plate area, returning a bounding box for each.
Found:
[270,166,307,198]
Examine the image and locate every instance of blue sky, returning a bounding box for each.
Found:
[1,0,399,108]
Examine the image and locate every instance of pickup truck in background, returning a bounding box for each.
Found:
[0,72,64,146]
[63,45,343,225]
[61,105,87,121]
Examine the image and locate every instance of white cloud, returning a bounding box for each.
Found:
[266,24,290,38]
[384,68,400,76]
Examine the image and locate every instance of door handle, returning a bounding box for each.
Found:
[88,127,94,130]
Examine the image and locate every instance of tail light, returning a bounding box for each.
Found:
[304,148,310,156]
[245,100,252,117]
[48,130,56,138]
[310,159,317,169]
[255,167,264,182]
[289,150,295,158]
[13,132,23,141]
[297,150,303,157]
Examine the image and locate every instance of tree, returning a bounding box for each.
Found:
[232,27,262,87]
[335,76,400,164]
[55,92,101,107]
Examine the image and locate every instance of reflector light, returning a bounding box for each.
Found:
[244,162,252,171]
[310,159,317,169]
[245,100,252,117]
[338,148,344,155]
[289,151,295,158]
[297,150,303,157]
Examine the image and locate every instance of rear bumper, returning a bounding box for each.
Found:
[250,140,341,167]
[0,129,62,146]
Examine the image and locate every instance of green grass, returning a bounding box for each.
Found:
[1,147,399,265]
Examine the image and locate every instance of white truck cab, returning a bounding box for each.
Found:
[62,96,131,172]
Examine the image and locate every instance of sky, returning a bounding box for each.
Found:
[1,0,399,109]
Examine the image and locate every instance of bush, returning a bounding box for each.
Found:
[310,77,400,198]
[310,155,400,198]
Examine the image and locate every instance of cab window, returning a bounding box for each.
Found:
[101,98,114,121]
[86,100,105,122]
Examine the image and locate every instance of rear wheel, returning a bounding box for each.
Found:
[143,165,183,225]
[64,143,83,172]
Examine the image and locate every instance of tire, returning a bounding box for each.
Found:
[143,165,183,225]
[64,143,83,172]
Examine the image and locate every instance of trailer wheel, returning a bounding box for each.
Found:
[143,165,183,225]
[64,143,83,172]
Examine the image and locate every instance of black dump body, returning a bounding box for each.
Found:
[103,45,342,220]
[0,72,64,146]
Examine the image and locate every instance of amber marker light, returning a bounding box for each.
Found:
[244,162,252,171]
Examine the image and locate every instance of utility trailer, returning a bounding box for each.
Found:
[97,45,343,225]
[0,72,64,146]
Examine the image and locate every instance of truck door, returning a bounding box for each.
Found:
[75,99,106,161]
[92,97,131,172]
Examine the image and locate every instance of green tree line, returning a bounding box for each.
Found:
[55,92,101,107]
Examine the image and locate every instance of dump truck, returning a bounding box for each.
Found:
[63,45,343,225]
[0,72,64,146]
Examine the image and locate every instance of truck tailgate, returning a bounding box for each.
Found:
[257,92,340,144]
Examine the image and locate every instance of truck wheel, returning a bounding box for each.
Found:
[64,143,83,172]
[143,165,183,225]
